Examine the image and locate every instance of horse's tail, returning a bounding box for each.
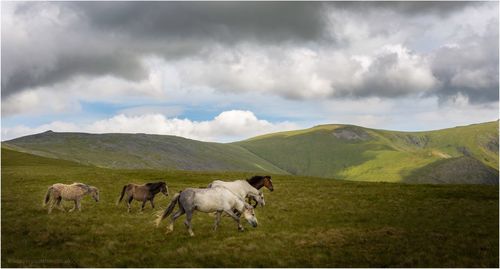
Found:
[116,185,128,205]
[43,186,53,207]
[156,192,180,227]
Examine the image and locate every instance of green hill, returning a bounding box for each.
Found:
[2,131,286,174]
[405,156,499,184]
[2,121,498,184]
[1,148,498,267]
[235,121,499,183]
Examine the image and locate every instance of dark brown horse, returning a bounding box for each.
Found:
[246,175,273,207]
[247,175,274,192]
[117,181,169,212]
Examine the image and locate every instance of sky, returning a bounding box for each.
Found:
[1,1,499,142]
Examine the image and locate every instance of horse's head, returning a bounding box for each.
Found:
[263,176,274,192]
[242,203,258,228]
[89,187,100,202]
[160,182,169,197]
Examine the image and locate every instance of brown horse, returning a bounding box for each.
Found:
[247,175,274,192]
[117,181,169,212]
[246,175,274,207]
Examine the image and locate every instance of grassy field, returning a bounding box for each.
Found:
[1,148,498,267]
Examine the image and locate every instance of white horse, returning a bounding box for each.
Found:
[207,179,265,207]
[156,187,258,236]
[43,183,99,213]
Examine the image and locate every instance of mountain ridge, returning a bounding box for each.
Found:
[3,120,498,184]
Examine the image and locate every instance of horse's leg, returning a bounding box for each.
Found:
[69,200,77,212]
[224,209,244,231]
[48,198,54,214]
[184,210,195,236]
[233,208,242,218]
[140,192,149,212]
[76,198,82,212]
[167,209,185,234]
[140,199,147,212]
[127,196,133,213]
[150,197,155,208]
[56,197,65,211]
[213,211,222,231]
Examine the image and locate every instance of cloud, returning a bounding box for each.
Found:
[334,1,478,17]
[430,19,499,103]
[333,45,437,98]
[1,61,166,116]
[172,45,333,100]
[1,110,299,142]
[70,2,330,43]
[1,1,498,124]
[319,96,499,131]
[1,1,331,98]
[1,2,149,98]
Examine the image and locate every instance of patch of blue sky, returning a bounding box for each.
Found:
[1,115,53,128]
[180,108,220,122]
[80,101,121,116]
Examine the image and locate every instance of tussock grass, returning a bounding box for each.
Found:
[1,148,498,267]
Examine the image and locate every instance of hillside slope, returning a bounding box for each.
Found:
[2,131,287,174]
[3,121,498,184]
[404,156,499,184]
[235,121,499,183]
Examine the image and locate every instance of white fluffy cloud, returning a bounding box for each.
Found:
[333,44,437,98]
[1,110,298,142]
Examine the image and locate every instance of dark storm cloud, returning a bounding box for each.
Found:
[333,1,477,17]
[1,1,497,105]
[1,1,331,98]
[2,50,147,97]
[69,2,330,43]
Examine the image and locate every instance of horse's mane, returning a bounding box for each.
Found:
[74,183,89,190]
[146,181,165,191]
[73,183,95,193]
[246,175,270,185]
